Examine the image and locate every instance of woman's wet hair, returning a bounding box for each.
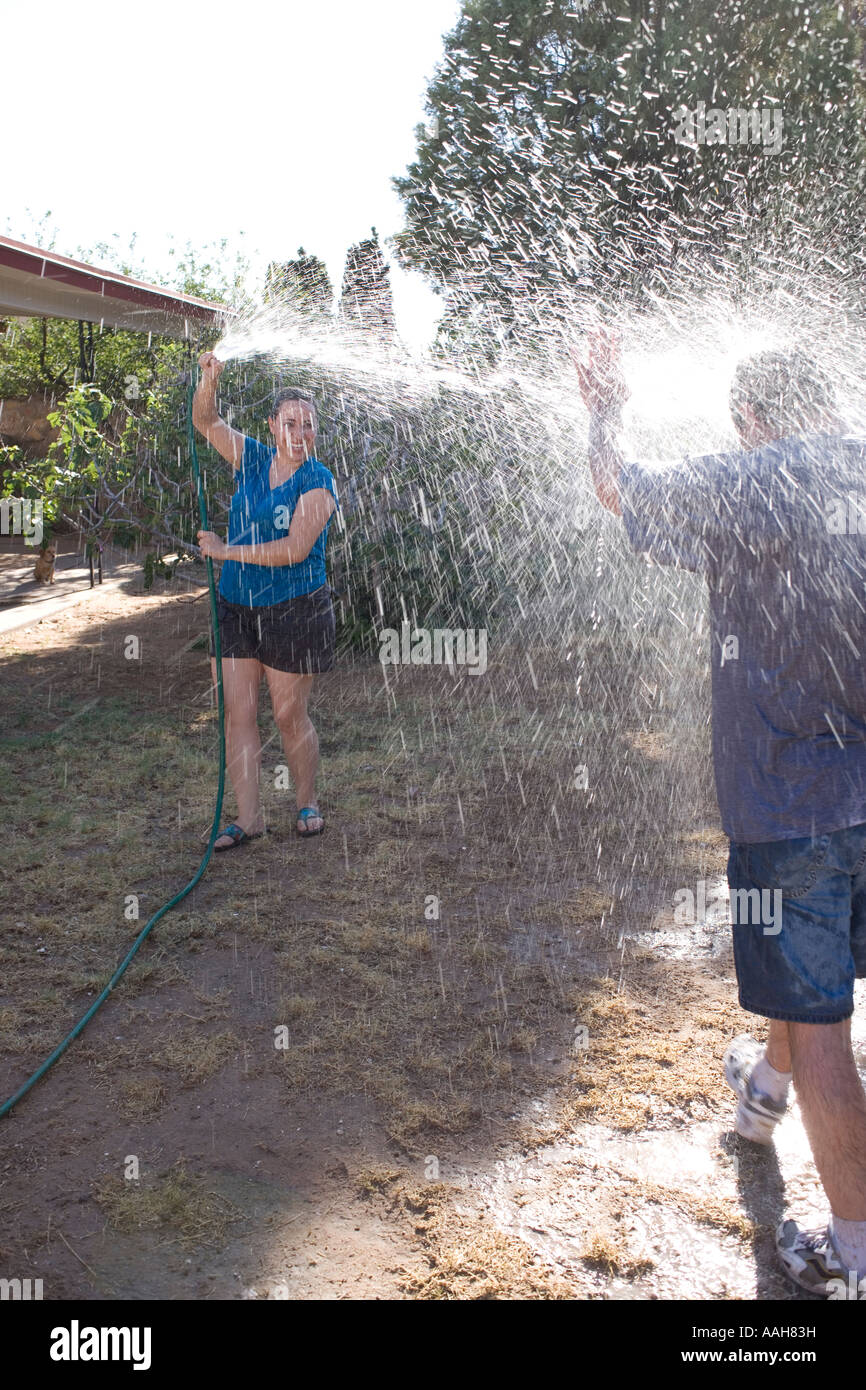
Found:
[730,349,837,435]
[269,387,318,425]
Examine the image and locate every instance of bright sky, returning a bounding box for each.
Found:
[3,0,462,352]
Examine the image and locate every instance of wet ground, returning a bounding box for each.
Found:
[446,894,866,1301]
[2,576,862,1301]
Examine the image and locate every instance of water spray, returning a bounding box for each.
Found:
[5,266,864,1116]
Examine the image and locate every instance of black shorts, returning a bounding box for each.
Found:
[209,585,336,674]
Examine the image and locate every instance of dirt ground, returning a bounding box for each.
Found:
[0,561,854,1300]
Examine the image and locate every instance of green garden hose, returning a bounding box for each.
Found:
[0,374,226,1118]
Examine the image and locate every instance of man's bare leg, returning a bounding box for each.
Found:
[789,1019,866,1222]
[765,1018,792,1073]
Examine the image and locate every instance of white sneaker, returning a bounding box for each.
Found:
[723,1035,788,1143]
[777,1219,864,1298]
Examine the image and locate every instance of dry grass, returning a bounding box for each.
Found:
[151,1029,241,1085]
[115,1077,167,1120]
[93,1162,242,1249]
[0,594,753,1287]
[393,1182,575,1300]
[633,1180,757,1241]
[354,1165,405,1197]
[563,968,746,1131]
[581,1231,655,1278]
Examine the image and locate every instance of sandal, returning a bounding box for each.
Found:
[296,807,325,838]
[213,822,267,852]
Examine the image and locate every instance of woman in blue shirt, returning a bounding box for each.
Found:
[193,351,338,848]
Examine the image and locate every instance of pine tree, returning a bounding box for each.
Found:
[339,229,396,337]
[393,0,866,336]
[265,248,334,316]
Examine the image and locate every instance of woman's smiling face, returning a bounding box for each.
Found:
[268,399,317,457]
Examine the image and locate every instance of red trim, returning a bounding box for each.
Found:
[0,235,233,323]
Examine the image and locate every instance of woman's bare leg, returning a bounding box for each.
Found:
[211,655,265,847]
[264,668,321,832]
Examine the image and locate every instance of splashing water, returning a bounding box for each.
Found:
[205,262,866,936]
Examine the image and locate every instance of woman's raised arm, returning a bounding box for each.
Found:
[192,351,247,471]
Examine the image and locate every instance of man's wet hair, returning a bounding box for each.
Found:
[730,349,838,437]
[269,387,318,424]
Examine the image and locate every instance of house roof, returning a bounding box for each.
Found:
[0,235,233,338]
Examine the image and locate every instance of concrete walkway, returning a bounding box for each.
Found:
[0,535,202,637]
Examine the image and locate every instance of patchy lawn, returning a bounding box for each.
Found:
[0,565,811,1299]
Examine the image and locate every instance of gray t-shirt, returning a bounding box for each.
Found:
[619,432,866,843]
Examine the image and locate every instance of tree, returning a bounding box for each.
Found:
[0,229,256,562]
[339,228,396,337]
[393,0,866,348]
[265,248,334,316]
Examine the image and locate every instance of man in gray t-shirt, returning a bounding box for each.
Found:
[619,430,866,844]
[573,332,866,1298]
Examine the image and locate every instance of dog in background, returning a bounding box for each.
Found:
[33,544,56,584]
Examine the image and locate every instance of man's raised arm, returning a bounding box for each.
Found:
[570,330,629,516]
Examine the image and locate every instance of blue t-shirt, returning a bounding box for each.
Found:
[218,437,339,607]
[619,432,866,843]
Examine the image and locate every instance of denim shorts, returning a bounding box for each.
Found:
[727,822,866,1023]
[208,585,335,674]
